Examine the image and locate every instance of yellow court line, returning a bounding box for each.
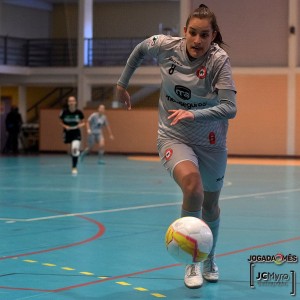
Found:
[15,255,167,297]
[228,158,300,166]
[116,281,132,286]
[23,259,37,263]
[151,293,167,298]
[128,156,160,162]
[134,287,149,291]
[79,271,94,276]
[62,267,75,271]
[128,155,300,166]
[43,263,56,267]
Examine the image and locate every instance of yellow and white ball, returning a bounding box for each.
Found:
[165,217,213,264]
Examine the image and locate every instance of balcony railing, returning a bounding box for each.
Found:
[0,36,156,67]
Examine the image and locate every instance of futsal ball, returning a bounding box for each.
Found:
[165,217,213,264]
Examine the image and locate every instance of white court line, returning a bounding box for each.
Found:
[0,186,180,195]
[0,182,232,197]
[1,188,300,223]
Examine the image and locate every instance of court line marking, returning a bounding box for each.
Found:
[2,235,299,294]
[39,235,300,292]
[0,215,105,261]
[1,187,300,223]
[7,259,166,298]
[0,181,232,194]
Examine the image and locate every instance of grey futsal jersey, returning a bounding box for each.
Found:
[88,113,108,135]
[118,35,236,150]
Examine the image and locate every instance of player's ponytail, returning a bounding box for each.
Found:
[186,4,226,49]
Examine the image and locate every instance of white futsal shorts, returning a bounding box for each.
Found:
[157,139,228,192]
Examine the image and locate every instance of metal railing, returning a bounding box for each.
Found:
[0,36,156,67]
[85,38,156,66]
[0,36,27,66]
[27,39,77,67]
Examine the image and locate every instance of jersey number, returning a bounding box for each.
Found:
[169,64,176,75]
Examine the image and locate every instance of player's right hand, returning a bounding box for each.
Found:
[116,85,131,110]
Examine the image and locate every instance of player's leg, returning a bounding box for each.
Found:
[80,134,94,162]
[97,136,105,164]
[197,149,227,283]
[173,161,204,215]
[173,161,205,289]
[71,140,80,175]
[158,139,203,289]
[202,191,221,282]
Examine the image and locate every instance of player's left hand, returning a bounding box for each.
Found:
[168,110,194,126]
[116,85,131,110]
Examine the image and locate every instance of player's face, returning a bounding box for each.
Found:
[184,17,216,59]
[68,97,77,111]
[98,105,105,114]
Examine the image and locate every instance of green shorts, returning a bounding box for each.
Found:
[157,139,227,192]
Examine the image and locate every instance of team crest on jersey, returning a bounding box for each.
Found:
[165,148,173,161]
[196,66,207,79]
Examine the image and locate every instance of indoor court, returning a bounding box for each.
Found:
[0,154,299,300]
[0,1,300,299]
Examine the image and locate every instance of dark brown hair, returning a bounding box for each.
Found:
[186,4,226,49]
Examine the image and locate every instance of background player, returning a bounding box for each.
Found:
[116,4,237,289]
[59,95,85,175]
[81,104,114,164]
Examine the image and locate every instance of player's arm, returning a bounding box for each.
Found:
[116,35,162,110]
[105,123,114,140]
[192,89,237,121]
[116,43,146,110]
[168,89,236,126]
[86,120,91,134]
[191,57,237,121]
[59,112,70,130]
[77,119,85,129]
[86,115,93,134]
[76,111,86,130]
[60,121,70,130]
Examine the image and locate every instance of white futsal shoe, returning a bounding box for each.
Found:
[184,263,203,289]
[203,256,219,282]
[71,168,78,175]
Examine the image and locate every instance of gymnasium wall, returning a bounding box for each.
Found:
[40,72,299,156]
[296,74,300,155]
[40,108,158,154]
[2,0,300,157]
[0,3,51,38]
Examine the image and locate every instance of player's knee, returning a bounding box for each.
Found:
[181,173,204,202]
[71,140,80,157]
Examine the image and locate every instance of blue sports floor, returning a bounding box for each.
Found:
[0,154,299,300]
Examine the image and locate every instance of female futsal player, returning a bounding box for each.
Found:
[59,95,85,175]
[81,104,114,164]
[116,4,237,289]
